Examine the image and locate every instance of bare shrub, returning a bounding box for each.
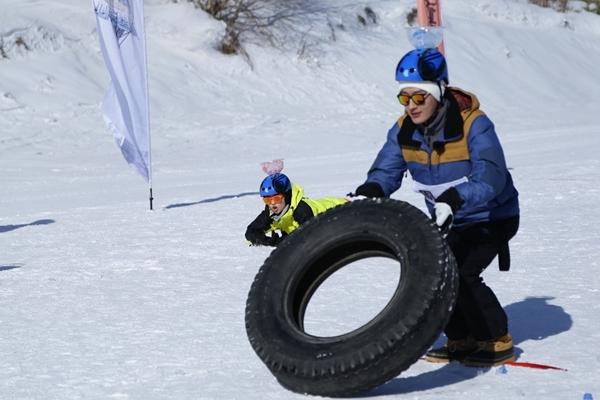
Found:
[529,0,567,11]
[15,36,31,51]
[186,0,381,62]
[529,0,600,15]
[365,7,377,24]
[406,7,417,26]
[189,0,323,55]
[583,0,600,14]
[0,38,7,59]
[0,35,32,60]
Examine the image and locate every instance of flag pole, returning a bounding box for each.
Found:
[140,0,154,210]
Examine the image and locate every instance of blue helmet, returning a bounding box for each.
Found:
[395,48,448,84]
[260,173,292,197]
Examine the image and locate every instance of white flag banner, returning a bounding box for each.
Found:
[93,0,151,183]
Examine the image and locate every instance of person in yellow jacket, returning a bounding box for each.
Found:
[245,173,347,246]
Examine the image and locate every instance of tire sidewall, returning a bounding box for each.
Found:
[245,199,457,396]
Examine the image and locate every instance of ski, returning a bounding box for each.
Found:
[420,358,566,371]
[505,360,567,371]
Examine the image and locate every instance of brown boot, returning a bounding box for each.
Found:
[424,337,477,363]
[462,334,515,367]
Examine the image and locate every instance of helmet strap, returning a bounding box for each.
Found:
[437,81,445,104]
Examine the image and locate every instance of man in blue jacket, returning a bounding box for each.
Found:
[352,48,519,367]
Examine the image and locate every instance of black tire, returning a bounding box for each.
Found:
[245,199,458,397]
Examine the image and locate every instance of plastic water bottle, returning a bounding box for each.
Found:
[583,393,593,400]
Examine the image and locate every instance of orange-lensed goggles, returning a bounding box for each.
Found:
[263,194,285,205]
[397,92,430,106]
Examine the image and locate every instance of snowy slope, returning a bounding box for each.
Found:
[1,0,600,398]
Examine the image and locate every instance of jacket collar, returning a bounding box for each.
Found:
[398,87,480,149]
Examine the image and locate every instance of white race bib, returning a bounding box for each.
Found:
[412,176,468,204]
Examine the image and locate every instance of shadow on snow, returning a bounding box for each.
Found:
[0,219,55,233]
[362,296,572,397]
[164,191,259,209]
[0,264,22,272]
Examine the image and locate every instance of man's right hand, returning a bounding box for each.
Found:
[352,182,384,198]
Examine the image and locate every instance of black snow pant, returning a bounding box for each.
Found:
[444,215,519,341]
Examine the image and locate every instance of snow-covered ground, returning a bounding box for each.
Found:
[1,0,600,398]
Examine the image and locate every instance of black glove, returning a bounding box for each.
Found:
[268,232,284,246]
[245,228,266,244]
[245,209,273,245]
[436,187,464,213]
[352,182,384,198]
[246,229,282,247]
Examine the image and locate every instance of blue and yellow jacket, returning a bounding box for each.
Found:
[365,87,519,226]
